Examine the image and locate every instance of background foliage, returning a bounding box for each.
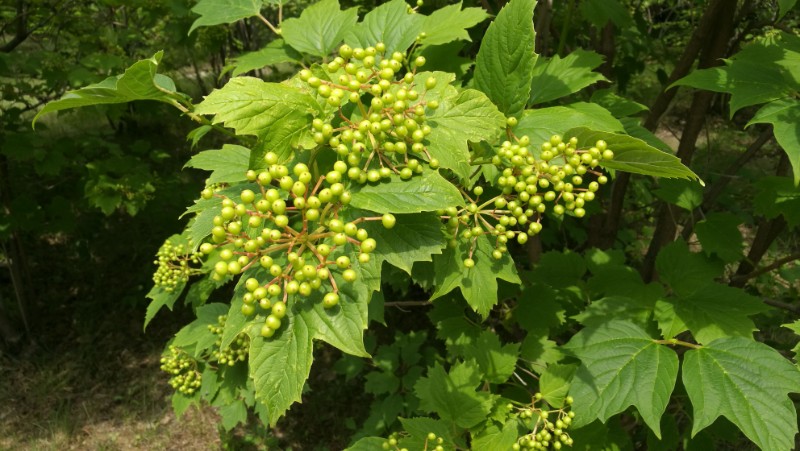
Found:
[2,0,799,449]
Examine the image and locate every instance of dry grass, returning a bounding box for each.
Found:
[0,334,221,451]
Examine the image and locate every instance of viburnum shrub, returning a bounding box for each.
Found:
[36,0,800,449]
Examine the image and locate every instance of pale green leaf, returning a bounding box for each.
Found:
[189,0,263,34]
[653,300,688,340]
[471,421,519,451]
[520,330,564,372]
[529,50,607,105]
[694,212,744,262]
[539,363,577,408]
[281,0,359,57]
[144,282,185,329]
[426,88,506,180]
[226,40,301,77]
[398,417,458,450]
[172,303,230,355]
[747,98,800,184]
[565,320,678,437]
[345,437,388,451]
[666,284,769,345]
[249,307,313,426]
[473,0,537,117]
[414,361,494,429]
[420,3,489,47]
[194,77,319,137]
[218,401,248,431]
[185,144,250,185]
[343,0,423,54]
[431,234,520,318]
[194,77,320,167]
[34,52,176,125]
[566,127,701,181]
[298,270,370,357]
[683,337,800,451]
[349,170,463,214]
[516,103,624,150]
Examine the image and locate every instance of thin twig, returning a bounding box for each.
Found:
[384,300,432,307]
[730,251,800,284]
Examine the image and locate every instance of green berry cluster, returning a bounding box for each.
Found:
[153,238,203,292]
[381,431,444,451]
[511,394,576,450]
[208,315,249,365]
[299,42,441,184]
[442,133,613,267]
[196,154,395,338]
[160,345,201,395]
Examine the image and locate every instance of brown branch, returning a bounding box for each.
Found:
[730,252,800,284]
[384,301,432,307]
[763,298,800,315]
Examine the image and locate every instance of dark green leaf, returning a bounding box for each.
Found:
[573,296,654,330]
[462,331,520,383]
[653,178,703,211]
[747,98,800,184]
[473,0,537,117]
[565,320,678,437]
[144,282,185,329]
[694,212,744,262]
[754,176,800,227]
[664,284,769,345]
[655,241,724,296]
[590,88,648,117]
[226,40,301,77]
[682,337,800,451]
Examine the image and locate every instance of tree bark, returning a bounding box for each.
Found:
[591,0,727,249]
[641,0,738,282]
